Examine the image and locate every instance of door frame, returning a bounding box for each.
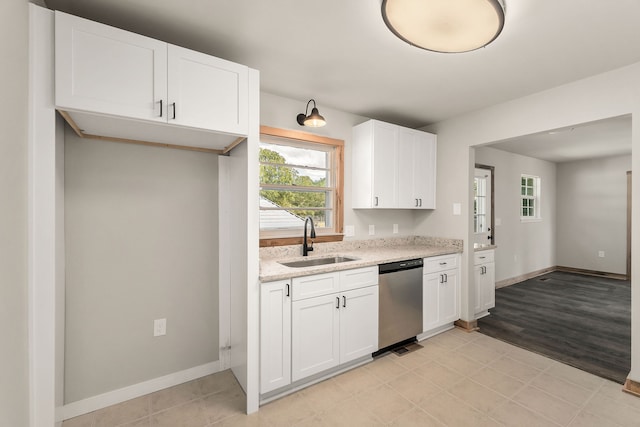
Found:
[475,163,495,245]
[628,170,632,280]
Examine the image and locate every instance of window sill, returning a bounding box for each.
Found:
[520,218,542,223]
[260,234,344,248]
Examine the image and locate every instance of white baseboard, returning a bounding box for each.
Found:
[62,360,221,420]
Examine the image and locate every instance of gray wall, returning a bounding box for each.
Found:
[0,0,29,424]
[475,147,557,283]
[557,155,631,274]
[64,129,219,402]
[260,92,420,240]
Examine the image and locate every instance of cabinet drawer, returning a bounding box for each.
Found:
[339,266,378,291]
[474,250,495,265]
[292,272,340,301]
[424,254,458,273]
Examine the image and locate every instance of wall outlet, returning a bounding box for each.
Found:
[154,318,166,337]
[393,224,399,234]
[344,225,355,237]
[368,224,375,235]
[598,251,605,258]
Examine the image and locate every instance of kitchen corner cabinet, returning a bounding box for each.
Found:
[290,267,378,383]
[474,250,496,318]
[55,11,248,137]
[352,119,436,209]
[260,280,291,394]
[423,254,460,332]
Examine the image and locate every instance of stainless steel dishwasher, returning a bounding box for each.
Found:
[378,258,423,350]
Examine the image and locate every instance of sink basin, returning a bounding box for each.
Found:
[279,256,358,268]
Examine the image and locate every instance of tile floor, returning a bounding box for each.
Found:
[63,328,640,427]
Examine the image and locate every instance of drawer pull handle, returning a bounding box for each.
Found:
[343,295,346,308]
[439,262,447,265]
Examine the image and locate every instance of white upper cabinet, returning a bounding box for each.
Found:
[55,11,249,149]
[167,45,248,135]
[352,119,436,209]
[55,11,167,122]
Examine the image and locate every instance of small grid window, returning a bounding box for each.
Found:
[474,177,487,233]
[521,175,541,220]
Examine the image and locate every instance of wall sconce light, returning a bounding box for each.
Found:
[296,99,326,127]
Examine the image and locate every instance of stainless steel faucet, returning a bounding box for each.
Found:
[303,216,316,256]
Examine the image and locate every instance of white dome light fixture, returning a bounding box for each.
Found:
[381,0,506,53]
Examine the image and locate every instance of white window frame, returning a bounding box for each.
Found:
[520,174,541,222]
[474,176,488,234]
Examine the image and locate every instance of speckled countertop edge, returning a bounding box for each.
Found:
[260,236,463,282]
[474,244,497,252]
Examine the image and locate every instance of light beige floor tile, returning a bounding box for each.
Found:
[94,395,150,427]
[490,401,560,427]
[531,372,595,407]
[414,361,465,389]
[299,378,350,412]
[258,391,316,427]
[364,355,409,382]
[472,334,517,354]
[448,378,508,414]
[489,355,542,383]
[436,351,485,376]
[149,400,207,427]
[198,370,242,397]
[596,380,640,411]
[332,364,382,394]
[469,366,526,398]
[419,393,487,427]
[388,407,444,427]
[320,396,385,427]
[448,328,480,342]
[390,349,431,369]
[583,394,640,427]
[210,412,274,427]
[62,414,94,427]
[427,331,468,350]
[506,346,555,371]
[418,341,451,359]
[458,341,504,365]
[568,411,622,427]
[150,380,201,413]
[513,385,580,425]
[387,371,442,406]
[120,417,150,427]
[354,383,415,424]
[545,362,605,391]
[201,391,245,424]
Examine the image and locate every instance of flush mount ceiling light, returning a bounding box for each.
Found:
[381,0,506,53]
[296,99,326,127]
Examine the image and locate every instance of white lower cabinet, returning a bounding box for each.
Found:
[474,250,496,317]
[260,280,291,394]
[423,254,460,333]
[260,266,378,393]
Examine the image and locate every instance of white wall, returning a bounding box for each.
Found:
[416,61,640,382]
[475,147,557,283]
[64,131,219,402]
[1,0,30,425]
[260,92,420,239]
[557,155,631,274]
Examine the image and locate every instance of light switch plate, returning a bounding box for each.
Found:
[368,224,375,235]
[453,203,461,215]
[344,225,355,237]
[154,318,166,337]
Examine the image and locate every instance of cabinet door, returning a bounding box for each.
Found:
[291,294,340,382]
[439,269,459,324]
[473,265,483,314]
[482,262,496,311]
[340,286,379,363]
[423,272,441,331]
[260,280,291,394]
[168,45,248,135]
[371,121,398,208]
[413,132,437,209]
[55,11,167,122]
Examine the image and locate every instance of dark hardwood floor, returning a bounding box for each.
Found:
[478,271,631,384]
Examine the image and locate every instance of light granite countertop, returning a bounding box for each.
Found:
[260,236,463,282]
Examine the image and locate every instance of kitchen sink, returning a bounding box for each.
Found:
[279,256,358,268]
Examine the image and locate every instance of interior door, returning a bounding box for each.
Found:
[474,167,493,246]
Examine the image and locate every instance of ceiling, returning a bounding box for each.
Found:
[44,0,638,160]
